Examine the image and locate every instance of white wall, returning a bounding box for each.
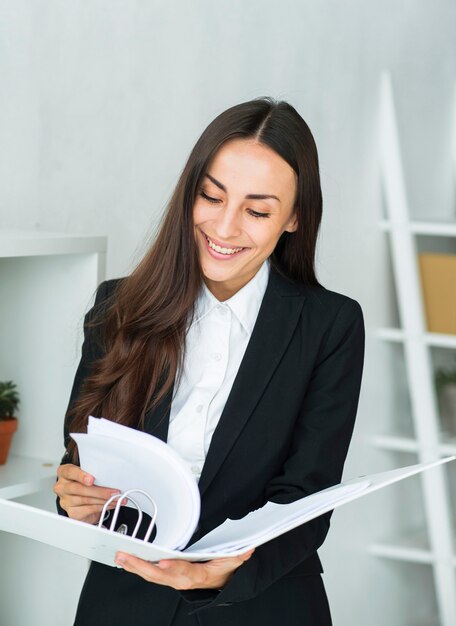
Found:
[1,1,455,624]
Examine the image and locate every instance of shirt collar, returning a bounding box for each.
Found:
[192,258,271,335]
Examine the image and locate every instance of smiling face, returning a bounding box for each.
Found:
[193,138,298,301]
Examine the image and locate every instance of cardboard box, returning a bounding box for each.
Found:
[418,253,456,334]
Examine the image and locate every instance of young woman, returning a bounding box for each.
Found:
[55,96,365,626]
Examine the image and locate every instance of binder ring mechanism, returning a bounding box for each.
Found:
[98,489,158,543]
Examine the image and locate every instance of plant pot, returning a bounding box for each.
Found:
[0,416,18,465]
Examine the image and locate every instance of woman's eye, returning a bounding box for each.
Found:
[199,190,270,219]
[199,190,220,203]
[247,209,270,219]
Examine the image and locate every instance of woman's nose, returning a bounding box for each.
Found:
[213,204,242,239]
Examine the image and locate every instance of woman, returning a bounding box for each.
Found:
[55,96,365,625]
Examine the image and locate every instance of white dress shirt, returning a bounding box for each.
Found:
[167,258,271,482]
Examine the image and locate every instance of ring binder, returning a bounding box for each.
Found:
[0,456,454,568]
[98,488,158,542]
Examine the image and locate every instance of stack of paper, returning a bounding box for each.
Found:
[186,481,370,554]
[72,416,200,550]
[186,459,455,554]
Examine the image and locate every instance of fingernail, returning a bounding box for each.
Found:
[115,554,126,565]
[84,475,93,485]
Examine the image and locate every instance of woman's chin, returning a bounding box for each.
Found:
[201,266,236,284]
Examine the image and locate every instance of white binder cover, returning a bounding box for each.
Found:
[0,456,453,567]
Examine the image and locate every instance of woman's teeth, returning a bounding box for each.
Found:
[205,234,244,255]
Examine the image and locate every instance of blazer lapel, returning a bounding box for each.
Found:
[197,265,306,497]
[141,265,306,495]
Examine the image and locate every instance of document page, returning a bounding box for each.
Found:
[185,481,370,554]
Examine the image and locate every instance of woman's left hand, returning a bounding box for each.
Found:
[114,548,255,590]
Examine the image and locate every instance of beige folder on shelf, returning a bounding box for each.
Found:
[0,456,454,567]
[419,253,456,334]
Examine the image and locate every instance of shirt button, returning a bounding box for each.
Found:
[196,404,204,413]
[191,465,201,475]
[212,352,222,361]
[217,305,227,315]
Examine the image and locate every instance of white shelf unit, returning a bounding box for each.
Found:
[0,229,107,626]
[0,229,107,485]
[0,455,58,500]
[371,74,456,626]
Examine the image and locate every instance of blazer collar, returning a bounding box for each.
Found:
[143,263,307,496]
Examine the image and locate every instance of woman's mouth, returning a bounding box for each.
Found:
[201,231,249,260]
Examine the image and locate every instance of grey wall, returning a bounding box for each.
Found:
[1,1,455,624]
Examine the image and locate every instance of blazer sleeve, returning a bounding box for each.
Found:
[184,296,365,611]
[56,280,111,517]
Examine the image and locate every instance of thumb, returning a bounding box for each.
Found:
[239,548,255,562]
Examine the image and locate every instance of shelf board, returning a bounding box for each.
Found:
[371,435,419,453]
[0,229,107,258]
[425,333,456,349]
[0,455,57,499]
[369,542,434,564]
[375,327,405,342]
[369,526,456,567]
[371,435,456,457]
[379,219,456,236]
[375,328,456,349]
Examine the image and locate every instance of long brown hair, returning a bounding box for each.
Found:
[66,96,323,462]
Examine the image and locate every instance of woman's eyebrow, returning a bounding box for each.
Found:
[204,173,281,203]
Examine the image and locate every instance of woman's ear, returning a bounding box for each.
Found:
[284,213,298,233]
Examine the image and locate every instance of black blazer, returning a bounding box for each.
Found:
[58,264,365,626]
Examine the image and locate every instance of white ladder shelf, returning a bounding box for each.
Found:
[373,72,456,625]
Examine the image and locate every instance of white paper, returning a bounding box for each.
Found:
[186,481,370,554]
[187,457,456,555]
[71,416,200,550]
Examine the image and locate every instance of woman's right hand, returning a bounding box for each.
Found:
[54,463,124,525]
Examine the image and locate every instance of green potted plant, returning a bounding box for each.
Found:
[0,380,20,465]
[435,362,456,439]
